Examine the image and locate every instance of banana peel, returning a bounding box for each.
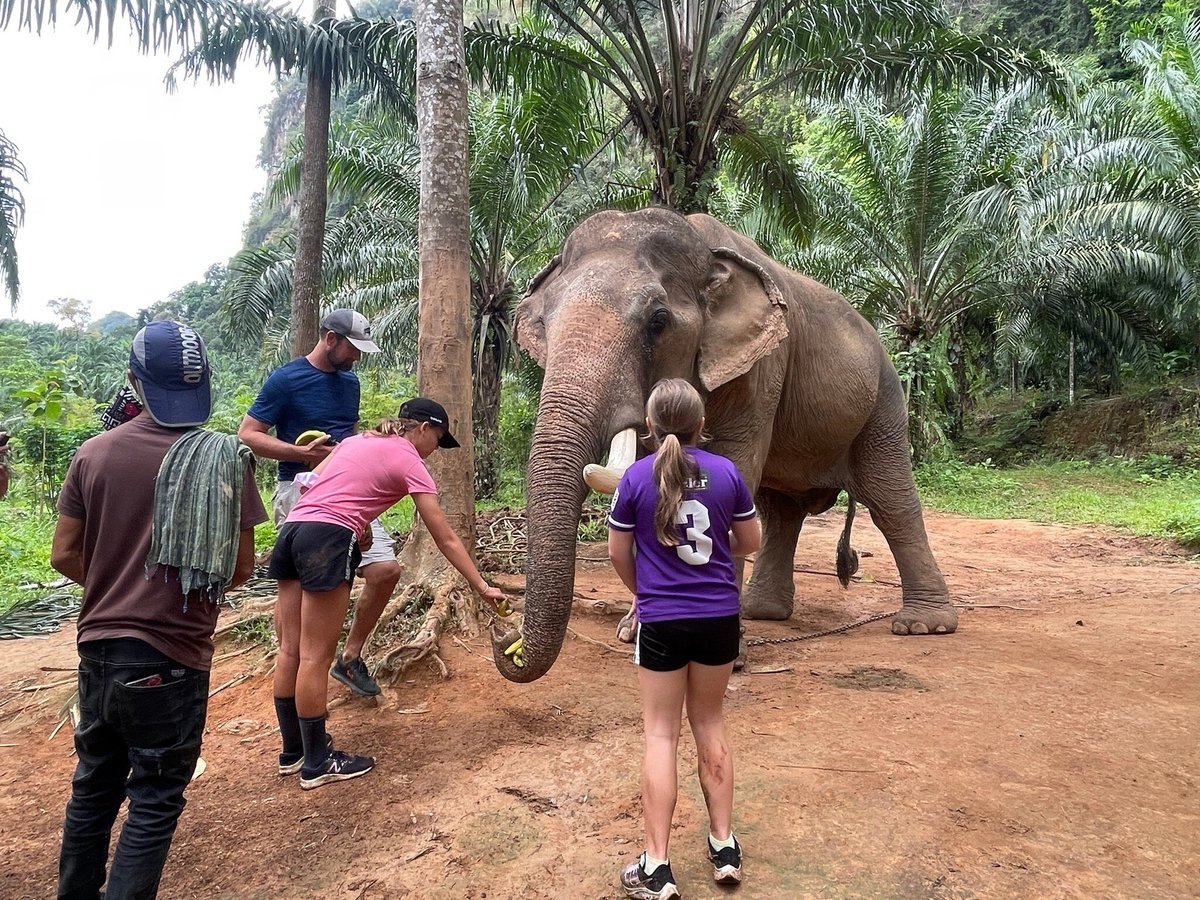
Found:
[295,429,329,446]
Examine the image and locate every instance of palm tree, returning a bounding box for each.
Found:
[0,129,26,309]
[224,73,609,495]
[1,0,413,340]
[794,89,1031,457]
[795,80,1196,457]
[471,0,1067,220]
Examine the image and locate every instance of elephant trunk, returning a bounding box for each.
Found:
[490,383,602,682]
[492,302,644,682]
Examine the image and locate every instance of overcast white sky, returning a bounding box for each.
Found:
[1,26,280,324]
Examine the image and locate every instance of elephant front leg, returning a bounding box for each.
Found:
[742,489,805,621]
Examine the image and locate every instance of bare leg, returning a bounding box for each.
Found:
[296,584,352,718]
[272,580,302,699]
[685,661,735,840]
[638,666,688,860]
[342,560,401,662]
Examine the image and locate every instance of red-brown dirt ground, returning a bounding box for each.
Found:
[1,509,1198,899]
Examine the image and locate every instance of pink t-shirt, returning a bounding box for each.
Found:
[286,432,437,534]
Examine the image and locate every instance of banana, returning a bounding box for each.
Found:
[503,636,524,667]
[295,429,329,446]
[495,598,512,617]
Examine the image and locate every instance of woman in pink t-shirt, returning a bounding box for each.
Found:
[266,398,506,790]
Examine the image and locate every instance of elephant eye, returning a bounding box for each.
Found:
[648,308,670,339]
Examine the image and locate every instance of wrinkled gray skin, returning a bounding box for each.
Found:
[491,208,955,683]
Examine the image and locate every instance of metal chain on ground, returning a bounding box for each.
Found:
[745,610,897,646]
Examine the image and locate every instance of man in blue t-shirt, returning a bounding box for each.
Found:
[239,309,398,698]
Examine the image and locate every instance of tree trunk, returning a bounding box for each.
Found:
[948,313,967,440]
[289,0,334,357]
[405,0,475,588]
[474,333,502,498]
[1068,331,1076,406]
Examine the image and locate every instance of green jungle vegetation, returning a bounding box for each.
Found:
[2,0,1200,614]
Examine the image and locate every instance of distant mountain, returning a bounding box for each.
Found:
[93,311,135,335]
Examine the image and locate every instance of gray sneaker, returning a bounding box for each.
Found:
[330,655,380,696]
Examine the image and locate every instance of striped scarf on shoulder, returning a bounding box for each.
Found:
[147,430,254,609]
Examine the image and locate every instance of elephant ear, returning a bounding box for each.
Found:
[698,247,789,391]
[515,255,559,368]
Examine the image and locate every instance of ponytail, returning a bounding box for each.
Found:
[653,434,701,546]
[369,417,420,438]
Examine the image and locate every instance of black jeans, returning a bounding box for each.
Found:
[58,638,210,900]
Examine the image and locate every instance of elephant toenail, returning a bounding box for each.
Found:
[910,622,929,634]
[892,621,909,635]
[935,625,947,633]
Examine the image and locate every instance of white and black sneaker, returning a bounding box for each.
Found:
[278,733,334,776]
[299,749,375,790]
[620,854,680,900]
[708,835,743,884]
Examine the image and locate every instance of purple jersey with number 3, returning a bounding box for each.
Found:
[608,448,756,622]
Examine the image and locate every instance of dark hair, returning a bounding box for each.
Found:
[648,379,705,546]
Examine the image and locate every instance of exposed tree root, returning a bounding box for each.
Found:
[370,525,486,684]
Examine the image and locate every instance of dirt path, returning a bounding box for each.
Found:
[1,511,1198,899]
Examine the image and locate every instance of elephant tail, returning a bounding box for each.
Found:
[836,494,860,588]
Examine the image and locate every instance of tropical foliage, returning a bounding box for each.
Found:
[0,129,26,307]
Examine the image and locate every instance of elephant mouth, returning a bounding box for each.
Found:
[582,426,639,494]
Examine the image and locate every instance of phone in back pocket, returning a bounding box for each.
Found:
[125,673,164,688]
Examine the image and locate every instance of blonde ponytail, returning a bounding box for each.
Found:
[368,417,421,438]
[647,379,705,547]
[653,434,701,546]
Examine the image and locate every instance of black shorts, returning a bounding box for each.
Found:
[634,614,741,671]
[267,522,362,592]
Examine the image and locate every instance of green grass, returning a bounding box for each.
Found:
[0,505,66,613]
[5,458,1195,621]
[915,458,1200,547]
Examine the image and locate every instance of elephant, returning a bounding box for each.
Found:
[490,207,955,683]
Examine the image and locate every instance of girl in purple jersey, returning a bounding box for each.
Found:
[608,379,762,899]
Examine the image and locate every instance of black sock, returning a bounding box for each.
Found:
[274,696,302,757]
[299,714,330,770]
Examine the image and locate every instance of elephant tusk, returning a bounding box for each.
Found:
[583,427,637,494]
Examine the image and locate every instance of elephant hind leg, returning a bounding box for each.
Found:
[851,429,957,635]
[741,488,805,621]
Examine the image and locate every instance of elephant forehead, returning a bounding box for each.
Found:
[544,290,632,331]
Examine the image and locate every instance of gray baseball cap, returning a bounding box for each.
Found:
[320,308,381,353]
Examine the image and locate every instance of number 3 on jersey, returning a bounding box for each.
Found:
[676,499,713,565]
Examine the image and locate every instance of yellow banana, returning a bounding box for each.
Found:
[495,598,512,617]
[503,636,524,667]
[295,429,329,446]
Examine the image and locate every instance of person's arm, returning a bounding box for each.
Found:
[51,515,87,584]
[230,528,256,589]
[730,516,762,558]
[237,414,332,466]
[411,492,506,608]
[607,528,637,595]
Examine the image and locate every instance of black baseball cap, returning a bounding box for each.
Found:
[399,397,460,448]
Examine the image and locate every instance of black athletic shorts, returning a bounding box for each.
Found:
[267,521,362,592]
[634,614,741,671]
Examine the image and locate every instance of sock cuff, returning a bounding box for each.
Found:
[298,712,328,726]
[642,852,669,873]
[709,833,737,850]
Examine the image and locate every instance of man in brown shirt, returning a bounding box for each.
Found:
[52,321,267,900]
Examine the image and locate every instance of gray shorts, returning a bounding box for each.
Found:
[272,481,396,569]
